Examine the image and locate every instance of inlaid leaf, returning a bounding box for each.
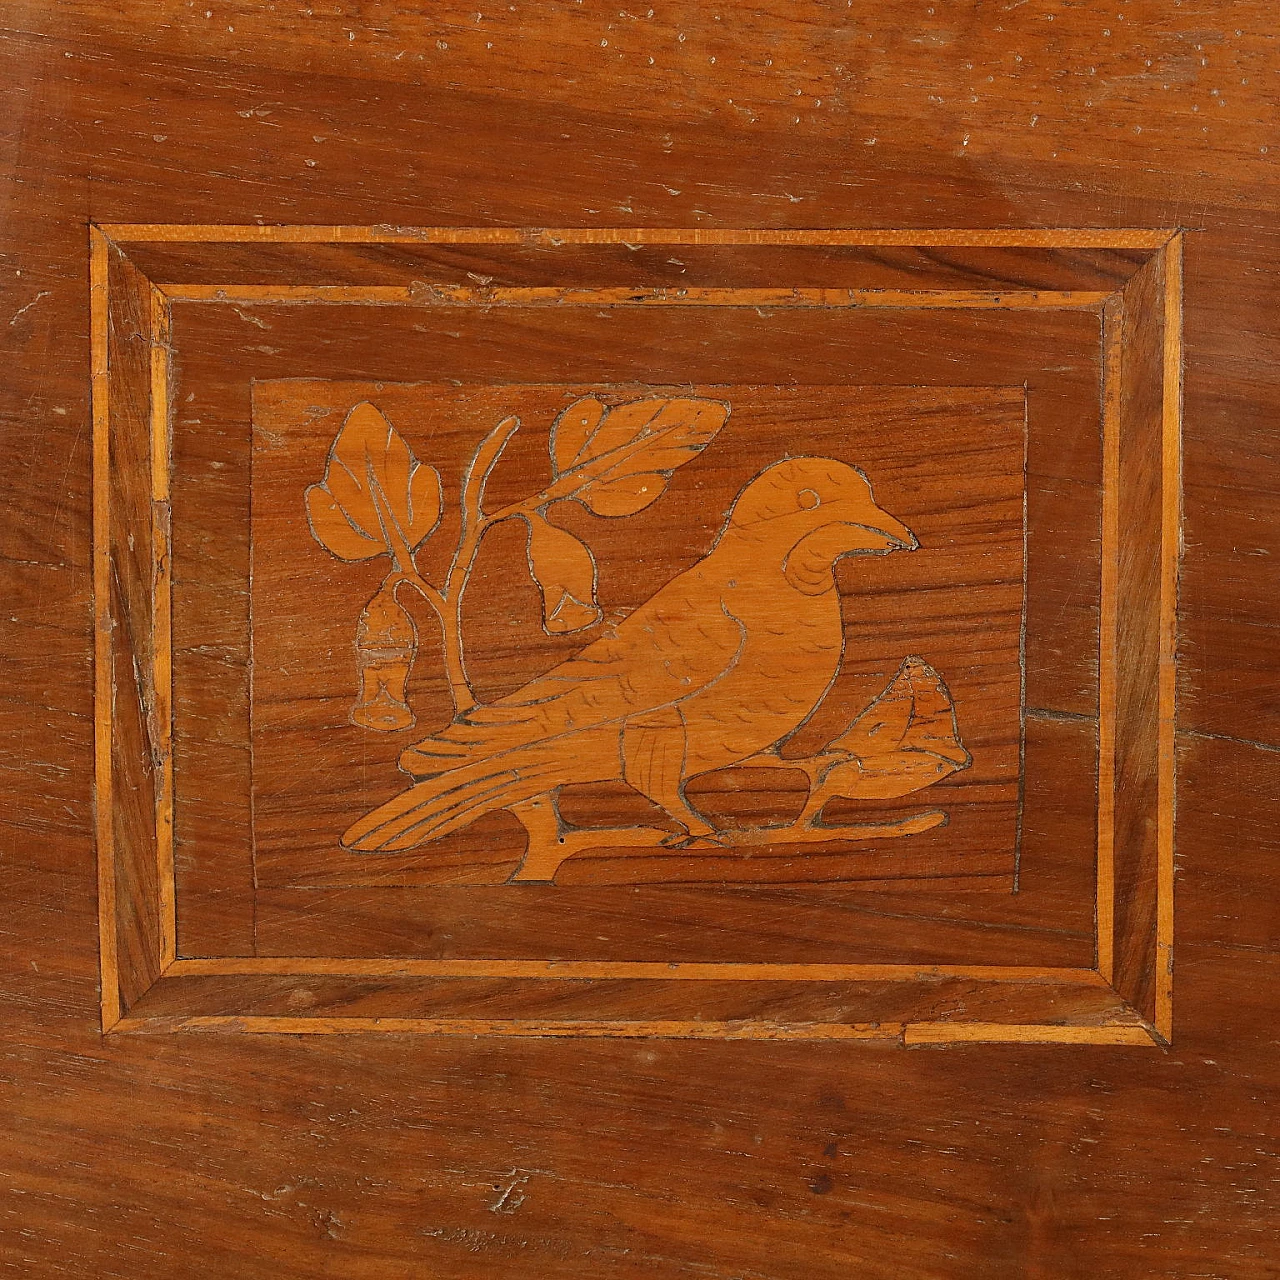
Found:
[548,396,729,518]
[549,397,607,475]
[305,402,442,563]
[305,486,385,562]
[523,512,602,635]
[578,472,669,517]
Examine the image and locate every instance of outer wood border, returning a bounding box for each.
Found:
[112,1018,1156,1045]
[99,225,1176,247]
[92,224,1181,1044]
[1157,236,1182,1042]
[90,227,118,1028]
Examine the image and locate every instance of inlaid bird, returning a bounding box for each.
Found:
[342,457,918,857]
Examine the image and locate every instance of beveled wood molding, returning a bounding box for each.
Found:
[92,224,1181,1043]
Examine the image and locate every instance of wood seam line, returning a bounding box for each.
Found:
[84,224,124,261]
[107,1017,1157,1044]
[1080,976,1161,1045]
[1098,293,1123,985]
[149,285,176,971]
[164,959,1112,985]
[90,226,120,1033]
[1156,234,1183,1042]
[153,284,1111,309]
[96,224,1177,248]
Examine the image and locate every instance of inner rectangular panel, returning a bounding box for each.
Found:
[169,299,1101,965]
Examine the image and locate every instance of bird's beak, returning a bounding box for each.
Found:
[815,495,918,554]
[855,506,919,552]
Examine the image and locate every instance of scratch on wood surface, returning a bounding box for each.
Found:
[488,1169,531,1214]
[9,289,50,324]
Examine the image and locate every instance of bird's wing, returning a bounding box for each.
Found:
[400,579,746,776]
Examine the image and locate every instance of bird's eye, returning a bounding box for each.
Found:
[798,488,821,510]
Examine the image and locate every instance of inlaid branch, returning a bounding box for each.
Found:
[304,401,444,731]
[306,396,731,729]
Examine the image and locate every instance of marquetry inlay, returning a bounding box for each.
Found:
[92,224,1180,1045]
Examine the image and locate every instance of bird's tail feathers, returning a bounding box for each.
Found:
[396,735,476,779]
[342,758,558,853]
[398,705,549,778]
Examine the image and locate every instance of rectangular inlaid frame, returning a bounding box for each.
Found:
[92,224,1181,1045]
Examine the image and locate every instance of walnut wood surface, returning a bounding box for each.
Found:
[3,5,1278,1278]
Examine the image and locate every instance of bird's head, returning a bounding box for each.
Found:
[724,458,918,595]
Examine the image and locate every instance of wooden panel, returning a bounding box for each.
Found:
[6,6,1279,1277]
[114,238,1153,294]
[169,326,255,957]
[119,966,1136,1040]
[92,231,1159,1043]
[249,381,1023,890]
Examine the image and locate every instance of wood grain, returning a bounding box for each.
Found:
[96,235,168,1023]
[119,241,1157,297]
[1108,246,1178,1035]
[3,4,1278,1277]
